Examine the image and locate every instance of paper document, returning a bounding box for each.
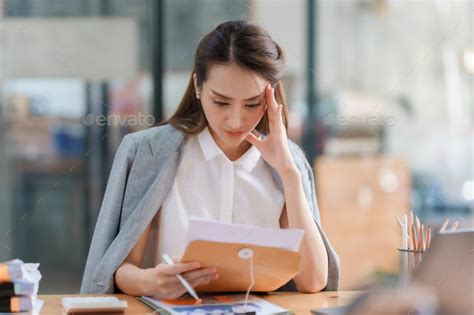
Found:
[18,299,43,315]
[0,260,43,314]
[185,218,304,252]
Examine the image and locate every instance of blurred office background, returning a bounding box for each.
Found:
[0,0,472,293]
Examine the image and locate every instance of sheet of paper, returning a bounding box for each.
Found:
[30,298,43,315]
[24,263,42,282]
[185,218,304,252]
[18,298,43,315]
[141,294,289,314]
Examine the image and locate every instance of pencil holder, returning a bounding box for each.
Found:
[398,248,425,287]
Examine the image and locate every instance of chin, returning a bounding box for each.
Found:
[219,130,250,146]
[223,134,245,144]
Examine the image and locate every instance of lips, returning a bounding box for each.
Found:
[224,130,245,137]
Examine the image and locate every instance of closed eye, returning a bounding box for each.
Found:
[213,101,261,108]
[214,101,229,107]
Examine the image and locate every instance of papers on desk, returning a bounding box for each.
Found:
[139,294,290,314]
[17,299,44,315]
[185,218,304,252]
[0,259,43,314]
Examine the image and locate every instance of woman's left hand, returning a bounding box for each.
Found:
[246,83,297,177]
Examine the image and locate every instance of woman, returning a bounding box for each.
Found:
[81,20,339,299]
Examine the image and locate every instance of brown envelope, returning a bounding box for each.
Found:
[181,240,302,292]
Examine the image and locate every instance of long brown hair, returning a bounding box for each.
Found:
[163,20,288,135]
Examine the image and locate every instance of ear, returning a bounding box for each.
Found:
[193,73,200,99]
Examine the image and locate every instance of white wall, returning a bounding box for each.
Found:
[1,18,139,80]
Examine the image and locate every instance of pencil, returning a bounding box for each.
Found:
[421,223,425,251]
[417,223,423,251]
[395,216,403,228]
[450,220,459,231]
[411,224,417,251]
[416,216,421,231]
[396,216,412,243]
[439,219,449,233]
[426,225,431,250]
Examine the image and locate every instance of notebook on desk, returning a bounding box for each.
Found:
[139,294,291,314]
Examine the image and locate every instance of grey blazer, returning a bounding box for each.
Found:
[80,124,340,294]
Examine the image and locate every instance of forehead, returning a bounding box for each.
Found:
[203,63,267,99]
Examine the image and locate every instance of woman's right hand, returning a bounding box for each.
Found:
[146,260,219,300]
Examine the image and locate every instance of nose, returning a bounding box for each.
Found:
[227,106,245,130]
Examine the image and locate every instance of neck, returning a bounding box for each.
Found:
[223,141,251,161]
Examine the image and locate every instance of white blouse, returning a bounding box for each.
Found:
[155,127,285,259]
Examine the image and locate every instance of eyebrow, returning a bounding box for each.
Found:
[211,90,262,101]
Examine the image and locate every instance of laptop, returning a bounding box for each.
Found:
[312,228,474,315]
[411,228,473,314]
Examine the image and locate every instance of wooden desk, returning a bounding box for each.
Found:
[39,291,359,314]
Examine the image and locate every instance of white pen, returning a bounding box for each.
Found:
[402,215,408,250]
[161,254,201,302]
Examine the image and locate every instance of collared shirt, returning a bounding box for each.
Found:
[156,127,285,259]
